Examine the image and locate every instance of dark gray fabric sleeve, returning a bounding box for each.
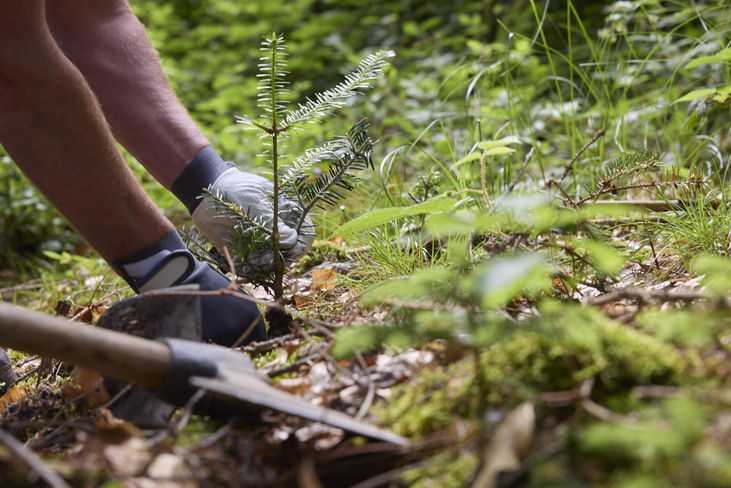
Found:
[171,146,234,213]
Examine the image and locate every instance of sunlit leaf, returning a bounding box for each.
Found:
[572,239,625,275]
[483,146,515,157]
[691,255,731,294]
[475,254,552,308]
[674,85,731,104]
[333,198,457,236]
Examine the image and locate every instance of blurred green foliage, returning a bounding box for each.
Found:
[0,2,729,485]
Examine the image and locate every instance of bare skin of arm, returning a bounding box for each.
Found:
[45,0,210,189]
[0,1,173,261]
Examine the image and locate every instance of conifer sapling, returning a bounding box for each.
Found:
[204,33,394,299]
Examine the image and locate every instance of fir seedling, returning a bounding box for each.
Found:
[207,33,394,299]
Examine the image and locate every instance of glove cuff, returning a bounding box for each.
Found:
[171,146,234,213]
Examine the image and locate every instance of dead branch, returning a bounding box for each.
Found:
[503,147,535,196]
[559,129,605,183]
[0,427,70,488]
[587,287,712,306]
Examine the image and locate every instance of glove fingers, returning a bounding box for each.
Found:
[278,223,298,248]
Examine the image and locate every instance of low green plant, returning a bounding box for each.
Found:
[205,33,393,298]
[0,153,81,278]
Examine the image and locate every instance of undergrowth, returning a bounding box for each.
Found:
[1,1,729,487]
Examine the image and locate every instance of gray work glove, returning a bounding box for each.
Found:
[192,167,315,262]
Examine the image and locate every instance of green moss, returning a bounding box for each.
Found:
[400,450,479,488]
[293,239,347,275]
[374,360,477,437]
[375,302,702,438]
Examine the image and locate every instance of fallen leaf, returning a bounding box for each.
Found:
[276,377,312,395]
[329,235,346,245]
[473,402,535,488]
[145,453,194,483]
[295,422,345,450]
[61,366,110,407]
[70,410,149,477]
[294,290,314,308]
[0,384,29,415]
[95,407,138,435]
[311,267,337,292]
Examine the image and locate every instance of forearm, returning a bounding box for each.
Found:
[0,1,173,261]
[45,0,209,189]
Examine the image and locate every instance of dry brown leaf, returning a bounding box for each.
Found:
[61,366,110,407]
[295,422,344,450]
[276,377,313,395]
[311,267,337,292]
[329,235,346,246]
[70,410,149,477]
[294,290,314,308]
[95,407,138,435]
[473,402,535,488]
[0,384,29,415]
[140,453,195,487]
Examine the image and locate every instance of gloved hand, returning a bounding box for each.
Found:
[115,241,267,347]
[0,348,17,396]
[171,147,314,268]
[192,167,315,261]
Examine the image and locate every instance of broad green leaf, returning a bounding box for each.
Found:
[453,152,481,168]
[674,85,731,104]
[483,146,515,156]
[685,49,731,69]
[572,239,625,275]
[477,136,521,150]
[362,266,458,306]
[425,210,495,236]
[691,255,731,294]
[475,254,552,308]
[333,198,457,236]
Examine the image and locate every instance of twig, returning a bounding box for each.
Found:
[577,179,706,206]
[98,383,134,410]
[587,287,708,306]
[631,385,682,399]
[231,313,267,349]
[267,354,320,378]
[186,417,236,452]
[546,178,578,207]
[0,280,69,300]
[354,351,375,421]
[0,428,70,488]
[221,245,239,287]
[503,147,535,196]
[348,460,431,488]
[587,199,720,211]
[581,398,635,423]
[559,129,605,183]
[242,333,299,354]
[148,388,207,449]
[69,289,120,323]
[642,220,660,271]
[15,366,41,385]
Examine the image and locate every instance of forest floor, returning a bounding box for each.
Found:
[1,228,729,487]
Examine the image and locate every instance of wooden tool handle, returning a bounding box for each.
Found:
[0,302,171,389]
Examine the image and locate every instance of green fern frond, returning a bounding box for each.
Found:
[282,50,394,129]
